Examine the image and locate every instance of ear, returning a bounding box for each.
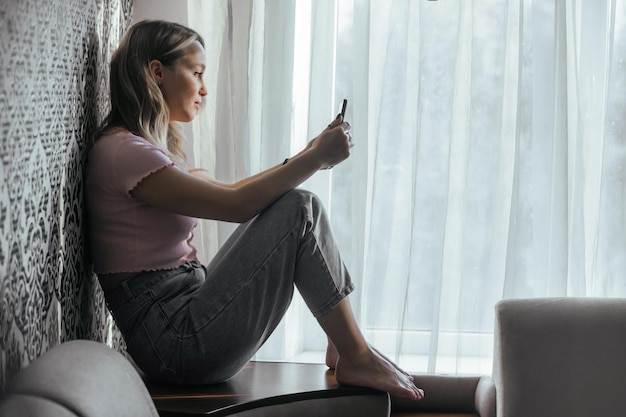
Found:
[149,59,164,85]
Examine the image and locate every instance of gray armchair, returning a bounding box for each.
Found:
[0,340,159,417]
[494,297,626,417]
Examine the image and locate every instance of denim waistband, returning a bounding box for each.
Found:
[103,260,201,312]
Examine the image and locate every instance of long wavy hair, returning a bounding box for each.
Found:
[97,20,205,166]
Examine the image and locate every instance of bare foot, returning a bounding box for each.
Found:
[369,346,413,380]
[326,341,413,382]
[334,347,424,400]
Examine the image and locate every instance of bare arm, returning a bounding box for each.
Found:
[188,131,318,188]
[131,117,351,223]
[188,161,283,189]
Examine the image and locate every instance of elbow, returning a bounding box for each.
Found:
[214,188,269,223]
[221,197,259,223]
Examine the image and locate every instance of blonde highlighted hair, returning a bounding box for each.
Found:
[97,20,205,166]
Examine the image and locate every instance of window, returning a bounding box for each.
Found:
[190,0,626,375]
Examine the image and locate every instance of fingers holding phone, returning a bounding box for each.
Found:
[327,99,349,128]
[332,98,352,155]
[338,99,353,148]
[309,99,352,169]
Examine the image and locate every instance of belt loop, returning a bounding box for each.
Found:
[121,280,134,300]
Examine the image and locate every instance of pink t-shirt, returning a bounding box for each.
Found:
[86,130,198,274]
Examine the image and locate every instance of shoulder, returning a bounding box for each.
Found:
[91,130,173,169]
[89,130,176,193]
[95,130,169,158]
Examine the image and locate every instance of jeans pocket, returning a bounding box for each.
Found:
[110,291,154,337]
[127,323,180,384]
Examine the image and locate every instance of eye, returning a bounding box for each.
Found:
[194,72,204,78]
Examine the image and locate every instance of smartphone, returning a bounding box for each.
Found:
[339,99,348,119]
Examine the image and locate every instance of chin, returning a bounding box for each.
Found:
[172,114,195,123]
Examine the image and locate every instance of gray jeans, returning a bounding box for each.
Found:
[103,189,354,385]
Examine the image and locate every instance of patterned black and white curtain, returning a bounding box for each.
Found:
[0,0,133,390]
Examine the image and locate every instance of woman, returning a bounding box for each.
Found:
[86,19,423,400]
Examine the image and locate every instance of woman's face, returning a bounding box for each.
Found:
[158,40,207,123]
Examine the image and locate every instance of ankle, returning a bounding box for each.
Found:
[336,345,374,367]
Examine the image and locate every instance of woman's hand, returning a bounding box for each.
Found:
[307,115,353,169]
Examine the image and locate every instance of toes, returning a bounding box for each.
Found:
[411,383,424,400]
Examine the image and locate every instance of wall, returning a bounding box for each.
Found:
[133,0,188,24]
[0,0,132,390]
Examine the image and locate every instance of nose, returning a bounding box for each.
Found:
[199,80,208,97]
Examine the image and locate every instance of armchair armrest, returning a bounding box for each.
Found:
[494,297,626,417]
[474,375,496,417]
[0,340,159,417]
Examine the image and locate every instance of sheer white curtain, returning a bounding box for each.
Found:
[188,0,626,375]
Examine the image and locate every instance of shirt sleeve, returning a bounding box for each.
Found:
[112,134,175,196]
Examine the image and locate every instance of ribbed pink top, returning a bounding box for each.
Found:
[86,131,197,274]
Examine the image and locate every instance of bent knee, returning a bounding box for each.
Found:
[266,189,325,220]
[277,188,319,207]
